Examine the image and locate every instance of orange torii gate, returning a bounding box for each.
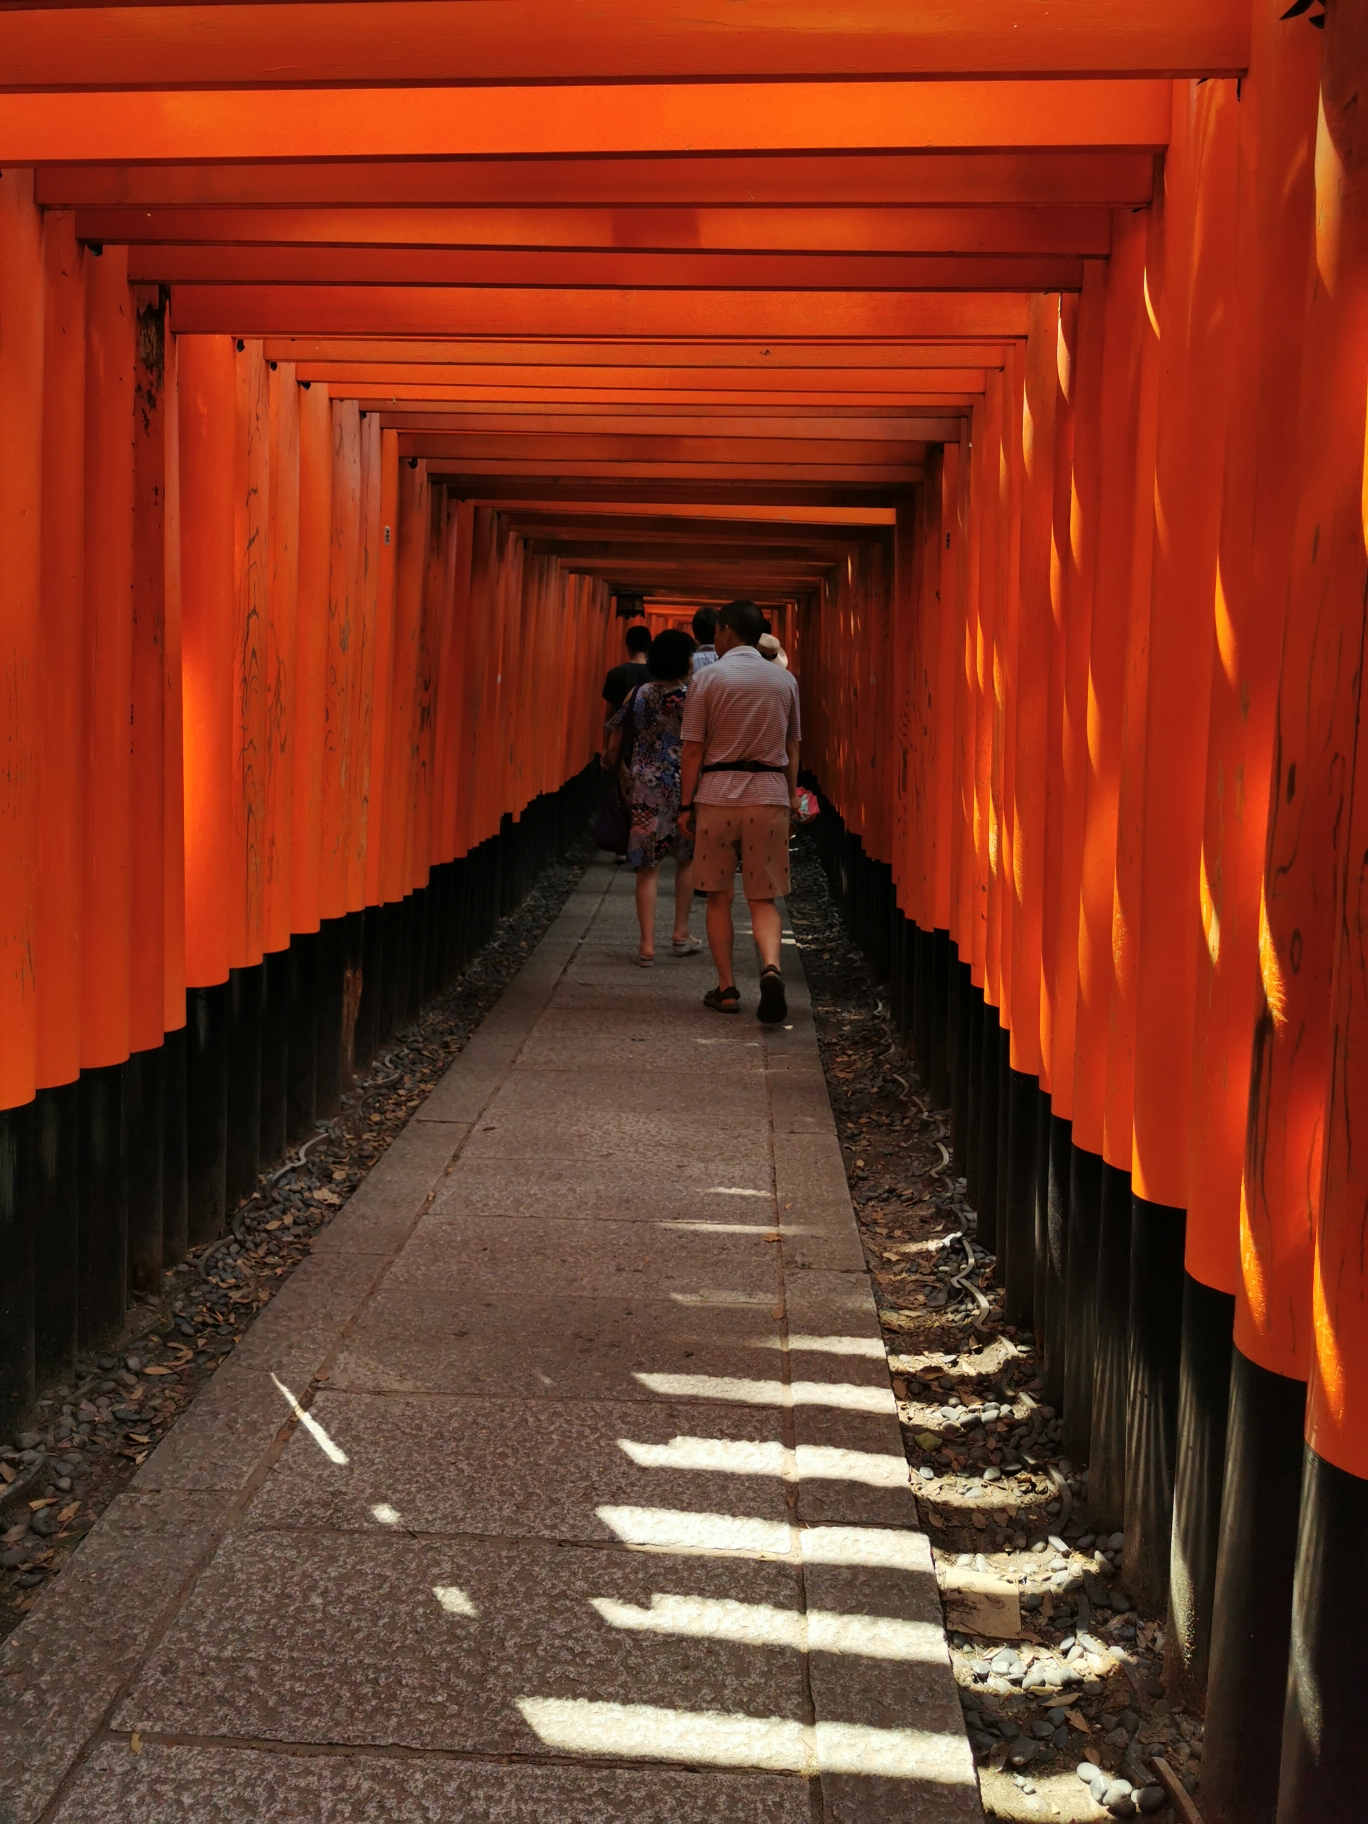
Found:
[0,4,1365,1818]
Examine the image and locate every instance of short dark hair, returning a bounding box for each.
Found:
[691,605,718,644]
[625,624,652,655]
[647,628,697,681]
[717,599,766,646]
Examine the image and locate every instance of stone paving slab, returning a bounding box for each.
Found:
[385,1211,783,1302]
[50,1742,813,1824]
[116,1532,809,1754]
[328,1286,787,1399]
[2,858,979,1822]
[247,1392,793,1539]
[0,1491,223,1824]
[425,1157,775,1223]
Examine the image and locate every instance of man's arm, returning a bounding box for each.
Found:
[786,739,800,808]
[677,739,704,837]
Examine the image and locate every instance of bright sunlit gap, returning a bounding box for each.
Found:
[514,1698,975,1783]
[634,1372,897,1415]
[658,1222,788,1234]
[704,1187,771,1197]
[270,1373,348,1465]
[432,1586,478,1616]
[751,1333,886,1358]
[371,1503,402,1525]
[590,1592,944,1662]
[597,1505,792,1555]
[617,1433,909,1488]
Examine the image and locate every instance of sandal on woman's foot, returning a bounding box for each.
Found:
[670,937,701,956]
[757,966,787,1025]
[704,985,740,1014]
[636,952,655,968]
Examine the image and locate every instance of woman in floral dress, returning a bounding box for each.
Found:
[605,627,700,964]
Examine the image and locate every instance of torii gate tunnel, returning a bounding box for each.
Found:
[1,3,1367,1819]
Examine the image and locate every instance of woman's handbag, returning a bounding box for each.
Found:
[594,787,630,853]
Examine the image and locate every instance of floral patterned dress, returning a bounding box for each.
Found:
[607,680,695,870]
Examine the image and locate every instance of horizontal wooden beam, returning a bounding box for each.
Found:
[425,478,911,509]
[129,244,1085,291]
[74,204,1113,257]
[171,286,1034,338]
[38,151,1156,210]
[526,538,846,566]
[401,449,925,482]
[384,429,930,463]
[330,382,984,410]
[0,2,1249,89]
[373,413,958,448]
[0,80,1173,162]
[527,516,874,541]
[266,340,1012,371]
[473,500,899,525]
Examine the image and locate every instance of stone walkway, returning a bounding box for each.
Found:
[2,859,980,1824]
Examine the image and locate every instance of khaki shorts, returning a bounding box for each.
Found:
[693,801,792,900]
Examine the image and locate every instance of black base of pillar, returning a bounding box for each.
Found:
[1042,1112,1071,1409]
[1003,1066,1039,1331]
[343,908,364,1078]
[162,1025,188,1270]
[965,980,984,1207]
[286,935,318,1146]
[355,907,383,1070]
[259,949,291,1168]
[0,1104,35,1435]
[976,1004,1002,1253]
[1202,1350,1306,1823]
[77,1060,128,1347]
[226,963,263,1211]
[1165,1273,1236,1706]
[1087,1161,1133,1530]
[1062,1142,1103,1462]
[1277,1446,1368,1824]
[33,1081,79,1383]
[1124,1192,1187,1613]
[950,955,972,1171]
[124,1045,165,1299]
[186,983,229,1248]
[315,916,348,1119]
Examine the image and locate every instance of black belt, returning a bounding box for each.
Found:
[699,760,788,774]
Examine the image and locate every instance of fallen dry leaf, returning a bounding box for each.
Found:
[142,1365,176,1376]
[57,1503,79,1525]
[28,1498,55,1511]
[130,1732,143,1755]
[0,1462,14,1484]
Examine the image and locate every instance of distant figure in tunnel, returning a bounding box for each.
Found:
[690,605,720,673]
[604,627,700,966]
[678,599,801,1023]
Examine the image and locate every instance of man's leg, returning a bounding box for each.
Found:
[748,897,783,971]
[671,855,696,944]
[706,889,736,988]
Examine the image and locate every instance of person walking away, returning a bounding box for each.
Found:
[691,606,720,673]
[604,628,701,965]
[601,623,652,732]
[677,599,801,1023]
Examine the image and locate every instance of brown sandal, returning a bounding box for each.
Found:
[704,985,740,1014]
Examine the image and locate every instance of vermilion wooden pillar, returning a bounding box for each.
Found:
[1176,0,1320,1739]
[1272,4,1368,1813]
[1088,174,1164,1533]
[0,168,43,1426]
[178,333,237,1243]
[79,241,136,1341]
